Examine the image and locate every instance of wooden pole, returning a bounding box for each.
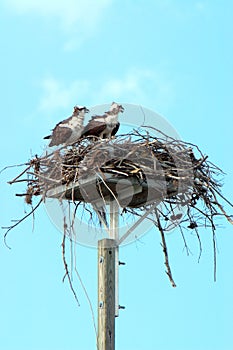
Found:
[98,238,116,350]
[109,199,119,317]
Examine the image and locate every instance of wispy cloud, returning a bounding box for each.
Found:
[96,69,152,102]
[39,68,175,114]
[39,77,90,112]
[95,68,175,108]
[4,0,112,50]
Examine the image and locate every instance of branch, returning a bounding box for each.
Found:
[154,208,176,287]
[61,224,80,307]
[7,165,31,184]
[2,198,43,249]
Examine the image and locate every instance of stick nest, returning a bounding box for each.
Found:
[3,127,233,286]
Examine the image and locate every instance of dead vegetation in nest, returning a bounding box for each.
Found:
[2,127,233,287]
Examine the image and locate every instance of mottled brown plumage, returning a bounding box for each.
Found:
[81,102,124,139]
[44,105,89,146]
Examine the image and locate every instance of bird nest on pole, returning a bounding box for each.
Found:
[3,127,233,286]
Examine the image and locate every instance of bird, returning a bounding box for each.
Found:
[80,102,124,227]
[81,102,124,139]
[44,105,89,147]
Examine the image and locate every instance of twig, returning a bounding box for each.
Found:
[179,226,192,256]
[7,165,31,184]
[61,226,80,307]
[2,198,43,249]
[154,208,176,287]
[118,203,158,245]
[212,228,217,282]
[0,163,29,175]
[3,126,233,288]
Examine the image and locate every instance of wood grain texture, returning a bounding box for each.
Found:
[98,239,117,350]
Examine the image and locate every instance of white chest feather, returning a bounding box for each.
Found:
[95,113,118,125]
[60,115,84,129]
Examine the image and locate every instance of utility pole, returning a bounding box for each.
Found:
[97,198,119,350]
[98,238,116,350]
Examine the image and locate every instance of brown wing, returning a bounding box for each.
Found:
[49,125,72,146]
[111,122,120,136]
[44,115,73,142]
[81,120,107,137]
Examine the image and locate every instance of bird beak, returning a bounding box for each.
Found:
[84,108,89,113]
[119,105,124,113]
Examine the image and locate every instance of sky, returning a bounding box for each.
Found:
[0,0,233,349]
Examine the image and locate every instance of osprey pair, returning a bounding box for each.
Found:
[44,102,124,147]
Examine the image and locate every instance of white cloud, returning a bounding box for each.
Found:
[39,68,175,114]
[5,0,112,49]
[95,68,175,110]
[97,69,152,100]
[39,77,90,112]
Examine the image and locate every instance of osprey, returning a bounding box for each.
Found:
[81,102,124,139]
[44,105,89,147]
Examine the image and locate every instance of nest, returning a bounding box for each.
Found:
[3,127,233,287]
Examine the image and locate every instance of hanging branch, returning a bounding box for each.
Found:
[2,198,43,249]
[154,208,176,287]
[2,127,233,285]
[61,222,80,307]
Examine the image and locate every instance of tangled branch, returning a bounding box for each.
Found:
[2,128,233,286]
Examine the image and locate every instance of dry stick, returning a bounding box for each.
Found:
[67,203,74,281]
[187,206,202,262]
[193,156,209,169]
[207,200,218,282]
[195,228,203,263]
[70,201,82,242]
[61,228,80,307]
[83,203,94,225]
[154,208,176,287]
[28,172,61,184]
[179,225,192,256]
[191,197,218,280]
[94,208,110,234]
[7,165,31,184]
[211,225,217,282]
[96,172,121,209]
[207,203,218,282]
[118,203,158,245]
[15,193,29,197]
[213,229,217,282]
[0,162,30,175]
[5,130,233,287]
[142,126,179,142]
[124,207,159,225]
[2,198,43,249]
[95,176,111,233]
[9,178,37,184]
[190,204,215,228]
[71,169,79,203]
[143,125,206,159]
[210,188,233,221]
[208,160,226,174]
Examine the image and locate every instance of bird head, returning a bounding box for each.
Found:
[109,102,124,114]
[73,105,89,114]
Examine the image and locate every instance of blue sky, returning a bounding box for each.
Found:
[0,1,233,349]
